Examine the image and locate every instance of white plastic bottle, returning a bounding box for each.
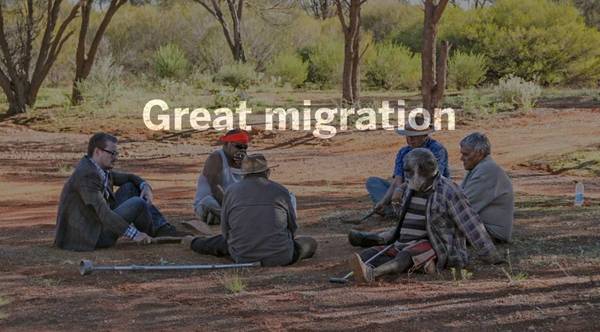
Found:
[575,181,584,207]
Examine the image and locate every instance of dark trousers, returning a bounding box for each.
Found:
[190,235,317,266]
[359,246,413,270]
[96,182,168,248]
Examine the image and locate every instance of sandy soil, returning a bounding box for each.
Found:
[1,107,600,331]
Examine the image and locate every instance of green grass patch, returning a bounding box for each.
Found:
[546,150,600,177]
[0,295,10,321]
[30,277,63,288]
[218,270,246,294]
[526,147,600,177]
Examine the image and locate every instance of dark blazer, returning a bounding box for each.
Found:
[54,156,144,251]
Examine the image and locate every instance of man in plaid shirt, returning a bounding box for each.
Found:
[351,148,503,283]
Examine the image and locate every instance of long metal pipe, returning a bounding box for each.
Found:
[80,260,261,276]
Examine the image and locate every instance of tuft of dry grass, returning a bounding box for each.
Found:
[217,270,247,294]
[0,295,10,320]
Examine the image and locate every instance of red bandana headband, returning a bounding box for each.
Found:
[219,131,250,144]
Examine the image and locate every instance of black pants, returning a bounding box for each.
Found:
[190,235,317,266]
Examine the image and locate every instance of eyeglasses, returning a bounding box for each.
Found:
[100,148,119,157]
[234,144,248,150]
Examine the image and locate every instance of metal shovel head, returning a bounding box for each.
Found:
[329,277,349,284]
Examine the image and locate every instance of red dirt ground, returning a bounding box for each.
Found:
[1,107,600,331]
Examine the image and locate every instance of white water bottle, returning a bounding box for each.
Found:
[575,181,584,207]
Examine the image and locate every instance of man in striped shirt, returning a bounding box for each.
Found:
[349,149,502,283]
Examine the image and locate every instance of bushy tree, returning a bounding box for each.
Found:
[267,53,308,87]
[214,63,257,90]
[152,44,190,80]
[365,43,421,90]
[444,0,600,85]
[304,36,345,88]
[448,51,488,89]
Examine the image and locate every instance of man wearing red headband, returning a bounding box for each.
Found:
[193,129,250,224]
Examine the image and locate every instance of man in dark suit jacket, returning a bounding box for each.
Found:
[55,132,181,251]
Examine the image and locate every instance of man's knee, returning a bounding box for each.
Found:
[194,196,222,224]
[292,236,317,263]
[114,182,141,204]
[365,176,384,189]
[122,197,148,218]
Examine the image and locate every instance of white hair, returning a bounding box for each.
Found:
[460,132,491,156]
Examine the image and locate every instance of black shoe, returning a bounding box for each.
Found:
[348,230,386,247]
[155,224,192,237]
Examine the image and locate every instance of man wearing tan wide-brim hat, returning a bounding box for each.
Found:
[186,154,317,266]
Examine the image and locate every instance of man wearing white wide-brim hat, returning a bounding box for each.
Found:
[365,120,450,219]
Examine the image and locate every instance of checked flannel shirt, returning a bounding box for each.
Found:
[397,175,499,271]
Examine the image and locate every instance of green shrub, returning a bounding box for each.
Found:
[363,0,422,44]
[152,44,190,80]
[107,3,209,73]
[190,68,217,91]
[214,63,257,91]
[159,79,193,101]
[197,26,235,74]
[76,53,123,106]
[267,53,308,88]
[443,0,600,85]
[448,51,488,90]
[305,37,344,88]
[213,90,242,108]
[494,75,542,111]
[365,43,421,91]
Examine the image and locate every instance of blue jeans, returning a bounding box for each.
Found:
[96,182,168,248]
[365,177,395,217]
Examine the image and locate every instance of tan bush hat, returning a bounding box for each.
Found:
[395,116,435,136]
[239,154,278,175]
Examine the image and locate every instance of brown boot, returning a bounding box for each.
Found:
[349,253,374,283]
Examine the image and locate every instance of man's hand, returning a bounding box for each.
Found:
[391,188,404,204]
[140,185,154,204]
[133,231,152,244]
[373,199,387,215]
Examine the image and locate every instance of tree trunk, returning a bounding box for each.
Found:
[5,82,32,115]
[337,0,363,106]
[341,34,354,105]
[421,0,450,112]
[0,1,80,115]
[71,0,127,105]
[194,0,246,63]
[351,27,360,103]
